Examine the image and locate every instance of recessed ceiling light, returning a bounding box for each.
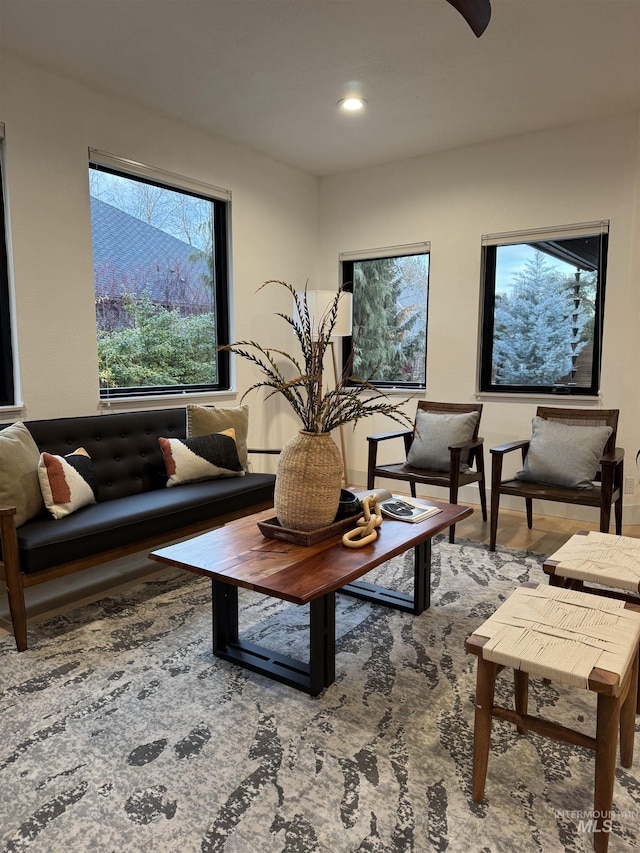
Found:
[339,97,366,112]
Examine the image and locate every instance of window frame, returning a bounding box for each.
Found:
[478,222,609,397]
[0,128,15,407]
[340,243,430,391]
[89,152,231,400]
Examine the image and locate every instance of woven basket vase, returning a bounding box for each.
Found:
[274,430,343,532]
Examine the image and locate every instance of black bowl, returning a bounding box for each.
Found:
[334,489,362,521]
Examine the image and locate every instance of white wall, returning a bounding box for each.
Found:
[0,51,319,455]
[319,113,640,522]
[2,51,639,524]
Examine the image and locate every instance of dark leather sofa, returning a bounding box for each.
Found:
[0,408,276,651]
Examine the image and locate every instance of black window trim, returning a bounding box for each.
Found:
[89,150,232,400]
[478,221,609,398]
[340,241,430,391]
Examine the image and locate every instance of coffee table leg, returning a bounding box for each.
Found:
[211,579,336,696]
[414,539,431,614]
[212,578,238,652]
[309,592,336,695]
[340,540,433,614]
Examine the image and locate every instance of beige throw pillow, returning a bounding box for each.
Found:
[0,422,45,526]
[187,405,249,470]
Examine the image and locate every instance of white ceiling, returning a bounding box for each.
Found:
[1,0,639,176]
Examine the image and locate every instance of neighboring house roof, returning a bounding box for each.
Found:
[90,197,211,306]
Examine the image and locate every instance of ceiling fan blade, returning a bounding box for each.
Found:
[446,0,492,37]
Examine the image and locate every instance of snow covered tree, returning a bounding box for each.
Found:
[493,251,587,385]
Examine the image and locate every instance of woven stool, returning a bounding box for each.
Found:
[465,583,640,853]
[544,530,640,713]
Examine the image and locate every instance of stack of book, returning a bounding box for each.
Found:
[367,488,442,523]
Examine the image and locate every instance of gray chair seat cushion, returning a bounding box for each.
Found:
[374,461,484,486]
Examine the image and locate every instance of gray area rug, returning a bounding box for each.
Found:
[1,536,639,853]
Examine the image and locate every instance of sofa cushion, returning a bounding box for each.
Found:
[187,404,249,470]
[406,410,479,472]
[38,448,98,519]
[515,416,613,489]
[14,473,276,574]
[159,431,244,486]
[0,422,45,526]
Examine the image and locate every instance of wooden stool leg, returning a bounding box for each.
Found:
[472,655,499,803]
[620,650,638,768]
[514,669,529,734]
[593,692,620,853]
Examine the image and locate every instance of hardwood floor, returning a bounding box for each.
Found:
[462,504,640,553]
[1,499,638,644]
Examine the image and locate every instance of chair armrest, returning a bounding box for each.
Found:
[367,430,414,488]
[0,505,20,574]
[490,439,530,492]
[490,439,530,456]
[366,430,413,443]
[598,447,624,502]
[598,447,624,495]
[448,436,484,451]
[448,437,485,475]
[599,447,624,467]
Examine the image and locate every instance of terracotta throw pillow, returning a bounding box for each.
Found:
[159,430,245,487]
[38,448,98,519]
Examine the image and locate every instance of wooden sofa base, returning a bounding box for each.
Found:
[1,499,273,652]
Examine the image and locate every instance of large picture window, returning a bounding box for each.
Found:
[0,125,14,407]
[479,222,608,396]
[341,243,430,389]
[89,152,231,398]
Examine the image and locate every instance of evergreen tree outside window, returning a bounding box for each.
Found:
[89,152,231,398]
[479,222,608,396]
[341,245,429,389]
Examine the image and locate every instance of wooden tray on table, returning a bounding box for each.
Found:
[257,514,359,546]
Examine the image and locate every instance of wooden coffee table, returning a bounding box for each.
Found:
[150,501,472,695]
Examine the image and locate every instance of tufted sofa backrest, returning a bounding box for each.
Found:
[20,408,187,502]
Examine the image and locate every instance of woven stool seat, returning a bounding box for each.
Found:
[545,531,640,594]
[466,582,640,853]
[544,530,640,715]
